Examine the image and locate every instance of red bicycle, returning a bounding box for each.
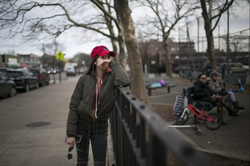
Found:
[176,101,222,130]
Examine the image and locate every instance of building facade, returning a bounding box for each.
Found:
[18,53,41,68]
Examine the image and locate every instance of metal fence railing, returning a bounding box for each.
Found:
[110,86,213,166]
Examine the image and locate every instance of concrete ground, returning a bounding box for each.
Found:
[0,73,249,166]
[148,74,250,162]
[0,77,94,166]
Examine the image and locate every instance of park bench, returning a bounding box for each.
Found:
[179,70,192,78]
[188,72,202,82]
[144,76,177,96]
[219,74,247,88]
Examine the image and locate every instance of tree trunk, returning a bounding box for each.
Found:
[206,29,216,68]
[103,8,120,64]
[118,34,127,71]
[114,0,149,104]
[111,39,119,63]
[163,40,173,78]
[200,0,216,69]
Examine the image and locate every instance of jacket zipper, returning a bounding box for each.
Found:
[89,79,96,123]
[95,77,103,119]
[89,72,108,122]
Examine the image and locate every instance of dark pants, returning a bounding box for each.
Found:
[76,118,108,166]
[222,73,225,80]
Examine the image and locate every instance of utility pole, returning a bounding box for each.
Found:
[197,18,200,71]
[218,25,220,51]
[249,1,250,73]
[43,43,45,68]
[226,6,230,74]
[178,28,181,69]
[186,22,189,66]
[53,38,57,84]
[202,37,205,66]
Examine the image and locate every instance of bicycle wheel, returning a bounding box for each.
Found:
[204,113,222,130]
[176,110,189,125]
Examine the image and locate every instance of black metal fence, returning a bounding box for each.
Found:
[110,87,213,166]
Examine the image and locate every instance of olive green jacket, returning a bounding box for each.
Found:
[66,61,130,136]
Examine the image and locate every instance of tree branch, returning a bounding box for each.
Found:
[211,0,234,32]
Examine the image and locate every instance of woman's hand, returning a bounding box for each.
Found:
[97,60,110,69]
[66,137,75,147]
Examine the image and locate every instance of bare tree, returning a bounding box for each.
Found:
[135,0,199,78]
[0,0,149,102]
[114,0,149,104]
[39,42,66,56]
[221,31,249,52]
[0,0,127,69]
[90,0,127,71]
[200,0,235,68]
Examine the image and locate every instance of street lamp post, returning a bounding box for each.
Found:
[226,5,230,74]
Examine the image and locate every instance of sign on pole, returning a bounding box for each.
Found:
[56,51,63,60]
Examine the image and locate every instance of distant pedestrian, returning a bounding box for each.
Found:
[202,60,213,77]
[221,64,226,80]
[65,45,130,166]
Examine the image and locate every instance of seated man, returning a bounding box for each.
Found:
[208,71,244,110]
[193,74,238,125]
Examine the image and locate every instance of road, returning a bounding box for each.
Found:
[0,72,74,100]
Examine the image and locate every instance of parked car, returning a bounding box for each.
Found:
[47,68,56,74]
[66,67,76,76]
[29,68,50,86]
[219,62,249,73]
[173,65,196,74]
[5,68,39,92]
[0,71,16,97]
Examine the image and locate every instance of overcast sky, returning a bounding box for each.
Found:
[0,1,249,58]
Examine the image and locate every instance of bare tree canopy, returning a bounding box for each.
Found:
[38,42,66,56]
[133,0,200,77]
[0,0,129,69]
[0,0,149,103]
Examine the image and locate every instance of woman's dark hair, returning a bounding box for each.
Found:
[84,55,100,75]
[197,74,206,80]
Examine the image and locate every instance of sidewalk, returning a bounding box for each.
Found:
[0,77,94,166]
[0,74,249,165]
[148,74,250,162]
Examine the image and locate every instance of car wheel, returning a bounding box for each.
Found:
[35,82,39,89]
[24,83,30,92]
[8,87,16,97]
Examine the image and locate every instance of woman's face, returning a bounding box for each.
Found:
[199,75,207,83]
[95,54,111,70]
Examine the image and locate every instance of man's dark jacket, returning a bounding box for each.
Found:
[193,80,213,102]
[66,61,130,137]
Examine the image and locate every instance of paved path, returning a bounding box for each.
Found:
[1,73,249,165]
[148,75,250,162]
[0,76,94,166]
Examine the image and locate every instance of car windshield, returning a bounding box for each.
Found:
[6,71,23,77]
[30,69,39,75]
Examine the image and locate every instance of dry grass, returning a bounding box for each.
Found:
[150,104,177,123]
